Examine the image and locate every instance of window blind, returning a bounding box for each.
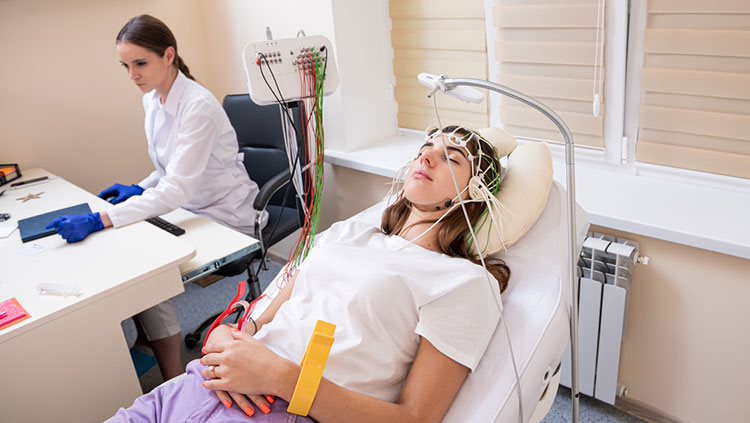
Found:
[390,0,489,130]
[636,0,750,178]
[493,0,606,148]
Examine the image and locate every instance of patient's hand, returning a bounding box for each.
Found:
[202,325,274,416]
[205,323,236,346]
[202,329,294,407]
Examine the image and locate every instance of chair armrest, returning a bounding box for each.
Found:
[254,170,293,211]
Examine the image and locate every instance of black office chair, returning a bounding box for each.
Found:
[184,94,305,348]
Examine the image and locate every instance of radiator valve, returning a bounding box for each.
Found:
[617,384,629,397]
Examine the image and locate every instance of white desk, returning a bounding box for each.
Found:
[0,169,258,422]
[164,208,259,284]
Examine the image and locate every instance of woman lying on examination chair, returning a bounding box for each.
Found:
[108,125,511,422]
[46,15,266,380]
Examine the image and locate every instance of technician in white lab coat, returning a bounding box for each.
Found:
[105,18,263,234]
[47,14,265,380]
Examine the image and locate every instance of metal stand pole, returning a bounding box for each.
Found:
[438,77,581,423]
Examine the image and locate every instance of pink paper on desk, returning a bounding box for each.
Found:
[0,298,30,331]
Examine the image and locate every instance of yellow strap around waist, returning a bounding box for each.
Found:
[287,320,336,416]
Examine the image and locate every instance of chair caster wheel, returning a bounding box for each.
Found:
[184,334,200,349]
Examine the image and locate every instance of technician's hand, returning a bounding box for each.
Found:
[45,213,105,243]
[202,329,288,416]
[98,183,144,204]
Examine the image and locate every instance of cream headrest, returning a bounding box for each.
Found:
[478,127,518,158]
[471,127,553,255]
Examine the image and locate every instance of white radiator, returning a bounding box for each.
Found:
[560,232,646,404]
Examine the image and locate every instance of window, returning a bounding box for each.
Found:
[389,0,489,130]
[388,0,749,181]
[492,0,607,149]
[628,0,750,179]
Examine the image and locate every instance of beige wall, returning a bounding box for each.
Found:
[599,225,750,422]
[319,164,392,228]
[269,164,392,259]
[195,0,337,98]
[0,0,208,193]
[1,0,396,191]
[195,0,397,153]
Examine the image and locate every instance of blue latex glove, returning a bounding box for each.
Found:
[98,183,144,204]
[45,213,105,243]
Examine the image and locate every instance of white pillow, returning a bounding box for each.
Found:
[471,129,553,255]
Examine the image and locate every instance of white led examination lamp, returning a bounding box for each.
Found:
[418,73,582,423]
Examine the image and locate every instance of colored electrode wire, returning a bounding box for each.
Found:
[288,47,327,276]
[257,46,329,286]
[254,53,304,283]
[234,42,330,318]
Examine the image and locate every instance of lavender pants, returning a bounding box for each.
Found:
[108,360,316,423]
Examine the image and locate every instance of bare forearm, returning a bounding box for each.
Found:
[204,333,463,423]
[209,273,293,341]
[272,363,418,423]
[100,211,113,228]
[267,338,467,423]
[312,379,419,423]
[254,272,296,330]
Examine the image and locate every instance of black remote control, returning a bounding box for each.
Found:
[145,217,186,236]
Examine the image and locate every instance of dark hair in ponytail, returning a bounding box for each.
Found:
[116,14,195,81]
[173,55,194,81]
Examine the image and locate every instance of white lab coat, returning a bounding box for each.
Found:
[108,72,265,235]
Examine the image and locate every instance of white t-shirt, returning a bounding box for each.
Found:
[254,220,502,402]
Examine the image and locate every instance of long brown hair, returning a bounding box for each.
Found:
[116,15,195,81]
[381,126,511,292]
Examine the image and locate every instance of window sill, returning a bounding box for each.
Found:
[325,134,750,260]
